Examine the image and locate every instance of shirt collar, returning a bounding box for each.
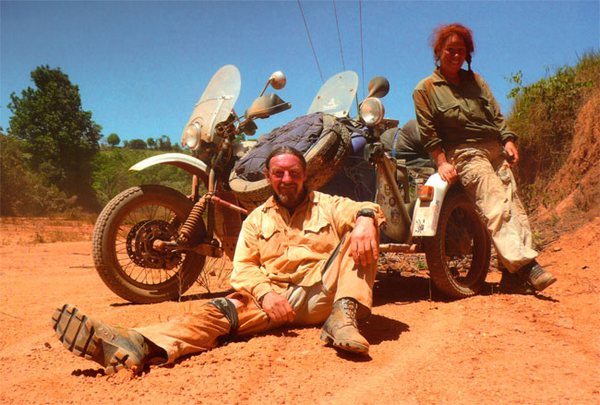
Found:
[431,68,473,85]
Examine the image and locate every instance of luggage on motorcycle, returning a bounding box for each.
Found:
[229,112,352,209]
[319,126,377,203]
[380,120,436,169]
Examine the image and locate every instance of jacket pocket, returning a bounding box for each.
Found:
[436,101,465,127]
[477,96,496,121]
[303,218,330,236]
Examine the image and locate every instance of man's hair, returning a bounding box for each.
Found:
[265,146,307,171]
[430,23,475,71]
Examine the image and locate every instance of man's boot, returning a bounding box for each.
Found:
[499,269,534,294]
[52,304,151,374]
[519,261,557,292]
[320,298,369,355]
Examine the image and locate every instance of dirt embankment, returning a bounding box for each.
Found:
[0,215,598,404]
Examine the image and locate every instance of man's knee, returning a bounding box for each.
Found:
[208,298,239,340]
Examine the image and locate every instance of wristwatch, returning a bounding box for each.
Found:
[356,208,376,220]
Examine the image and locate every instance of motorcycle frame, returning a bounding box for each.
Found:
[361,120,450,253]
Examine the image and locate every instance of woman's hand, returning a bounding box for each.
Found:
[431,146,458,184]
[437,161,458,184]
[503,140,520,165]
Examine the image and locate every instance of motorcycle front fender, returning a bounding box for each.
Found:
[129,153,208,179]
[411,173,450,237]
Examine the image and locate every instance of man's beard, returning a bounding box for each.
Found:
[274,186,307,207]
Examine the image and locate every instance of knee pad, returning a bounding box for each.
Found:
[208,298,239,342]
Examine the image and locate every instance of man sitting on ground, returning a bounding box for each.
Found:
[52,146,385,374]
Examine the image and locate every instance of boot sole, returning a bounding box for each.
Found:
[532,276,557,292]
[51,304,141,374]
[319,329,369,355]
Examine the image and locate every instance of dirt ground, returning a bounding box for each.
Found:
[0,216,598,404]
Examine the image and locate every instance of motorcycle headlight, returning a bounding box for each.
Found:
[359,97,384,126]
[182,121,201,149]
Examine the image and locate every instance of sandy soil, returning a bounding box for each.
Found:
[0,216,598,404]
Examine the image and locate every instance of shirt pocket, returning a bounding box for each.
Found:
[257,222,282,261]
[436,101,465,128]
[476,96,496,122]
[300,219,335,253]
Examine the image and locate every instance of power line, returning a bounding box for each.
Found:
[359,0,365,98]
[332,0,346,71]
[297,0,324,83]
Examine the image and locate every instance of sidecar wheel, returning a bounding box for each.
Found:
[92,185,205,304]
[423,189,491,299]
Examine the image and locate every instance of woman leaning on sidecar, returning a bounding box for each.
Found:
[412,23,556,292]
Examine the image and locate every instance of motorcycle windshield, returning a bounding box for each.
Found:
[307,71,358,118]
[182,65,241,146]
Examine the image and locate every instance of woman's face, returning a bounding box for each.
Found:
[439,34,467,77]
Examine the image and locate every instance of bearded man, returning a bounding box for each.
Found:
[52,146,385,374]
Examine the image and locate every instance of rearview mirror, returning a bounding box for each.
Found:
[259,71,287,96]
[246,94,291,120]
[367,76,389,98]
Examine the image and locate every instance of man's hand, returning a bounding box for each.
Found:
[503,140,519,165]
[350,216,379,267]
[261,291,295,323]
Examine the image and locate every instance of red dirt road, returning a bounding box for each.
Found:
[0,217,598,404]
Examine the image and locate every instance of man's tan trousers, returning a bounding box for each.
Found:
[135,234,376,363]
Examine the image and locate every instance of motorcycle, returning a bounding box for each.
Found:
[92,65,491,304]
[92,65,291,303]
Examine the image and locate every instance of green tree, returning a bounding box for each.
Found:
[146,137,156,149]
[157,135,172,150]
[107,133,121,147]
[7,65,101,209]
[127,138,147,149]
[0,132,72,215]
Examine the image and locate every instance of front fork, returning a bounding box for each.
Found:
[365,142,413,243]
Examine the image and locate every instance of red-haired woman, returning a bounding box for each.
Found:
[413,23,556,292]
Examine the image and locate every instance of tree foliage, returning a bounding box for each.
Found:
[107,133,121,147]
[7,65,101,209]
[507,50,599,207]
[0,133,76,215]
[91,148,193,207]
[127,138,148,149]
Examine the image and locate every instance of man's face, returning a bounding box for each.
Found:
[266,154,307,209]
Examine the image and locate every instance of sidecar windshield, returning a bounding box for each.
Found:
[307,71,358,117]
[182,65,241,147]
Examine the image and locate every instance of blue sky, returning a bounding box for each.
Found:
[1,0,598,144]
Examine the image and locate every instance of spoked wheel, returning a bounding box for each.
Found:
[423,189,491,298]
[92,185,205,303]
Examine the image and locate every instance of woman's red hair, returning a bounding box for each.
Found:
[430,23,475,70]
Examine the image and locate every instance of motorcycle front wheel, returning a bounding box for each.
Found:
[423,189,491,298]
[92,185,205,303]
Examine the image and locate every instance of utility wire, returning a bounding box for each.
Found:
[332,0,346,71]
[297,0,324,83]
[359,0,365,98]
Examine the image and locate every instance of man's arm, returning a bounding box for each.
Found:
[230,220,272,300]
[230,218,295,323]
[350,214,379,267]
[328,195,385,268]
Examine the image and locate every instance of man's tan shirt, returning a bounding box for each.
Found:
[231,191,385,301]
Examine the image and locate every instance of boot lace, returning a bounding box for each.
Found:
[340,299,358,327]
